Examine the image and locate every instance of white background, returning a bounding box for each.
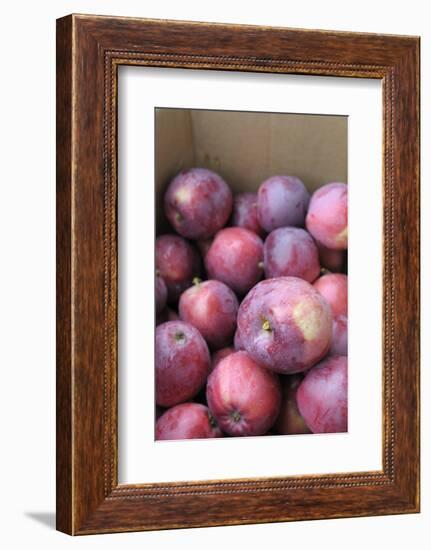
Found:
[0,1,428,549]
[118,68,382,483]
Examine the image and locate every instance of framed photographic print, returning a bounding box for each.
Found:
[56,14,420,535]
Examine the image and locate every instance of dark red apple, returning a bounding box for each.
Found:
[234,328,244,351]
[257,175,310,232]
[237,277,332,374]
[179,279,238,349]
[155,234,201,303]
[273,375,311,435]
[296,355,348,433]
[306,182,348,250]
[156,307,179,326]
[164,168,233,239]
[156,403,222,440]
[206,351,281,436]
[155,321,210,407]
[263,227,320,282]
[231,192,265,237]
[205,227,264,296]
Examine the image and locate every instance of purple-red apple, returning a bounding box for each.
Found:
[296,355,348,433]
[156,403,222,440]
[164,168,233,239]
[155,234,201,303]
[237,277,332,374]
[263,227,320,282]
[306,182,348,250]
[313,273,348,318]
[155,320,210,407]
[205,227,264,295]
[257,175,310,232]
[273,374,311,435]
[179,279,239,349]
[231,192,265,237]
[206,351,281,436]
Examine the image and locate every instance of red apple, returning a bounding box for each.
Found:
[313,273,348,318]
[257,175,310,231]
[205,227,264,296]
[306,182,348,250]
[179,279,238,349]
[210,346,235,372]
[156,403,223,440]
[207,351,281,436]
[237,277,332,374]
[164,168,233,239]
[231,192,265,237]
[156,234,201,303]
[155,321,210,407]
[297,355,348,433]
[330,315,348,356]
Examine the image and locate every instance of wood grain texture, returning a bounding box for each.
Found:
[56,14,420,535]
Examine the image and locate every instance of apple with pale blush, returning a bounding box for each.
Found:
[237,277,332,374]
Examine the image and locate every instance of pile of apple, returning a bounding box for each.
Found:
[155,168,348,440]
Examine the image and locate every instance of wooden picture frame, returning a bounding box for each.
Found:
[56,14,420,535]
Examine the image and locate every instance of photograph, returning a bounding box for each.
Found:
[154,108,348,441]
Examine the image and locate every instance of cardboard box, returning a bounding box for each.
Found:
[155,108,347,233]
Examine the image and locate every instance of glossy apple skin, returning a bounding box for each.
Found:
[237,277,332,374]
[257,175,310,232]
[264,227,320,282]
[155,321,210,407]
[313,273,348,318]
[164,168,233,240]
[273,375,311,435]
[156,403,222,440]
[316,240,347,273]
[179,280,239,349]
[330,315,348,356]
[306,182,348,250]
[297,355,348,433]
[231,192,265,237]
[210,346,235,372]
[206,351,281,436]
[155,274,167,314]
[155,234,201,303]
[205,227,264,296]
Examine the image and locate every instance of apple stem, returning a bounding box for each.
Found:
[262,319,272,332]
[193,277,202,286]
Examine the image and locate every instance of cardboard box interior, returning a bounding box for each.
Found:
[155,108,347,233]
